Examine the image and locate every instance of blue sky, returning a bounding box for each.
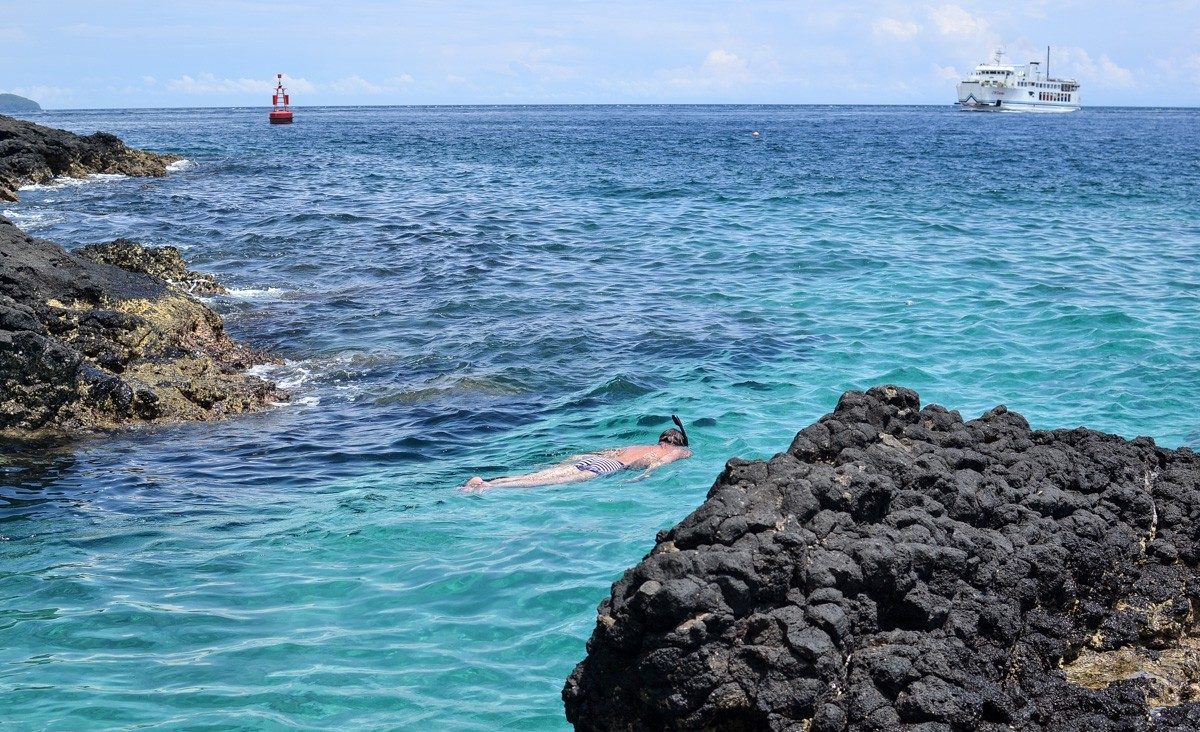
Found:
[3,1,1198,107]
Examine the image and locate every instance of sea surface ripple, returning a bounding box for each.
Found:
[2,105,1199,729]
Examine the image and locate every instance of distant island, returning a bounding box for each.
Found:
[0,93,41,112]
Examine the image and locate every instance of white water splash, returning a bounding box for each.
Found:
[18,173,129,191]
[0,209,64,229]
[166,159,194,172]
[249,360,313,390]
[223,286,288,299]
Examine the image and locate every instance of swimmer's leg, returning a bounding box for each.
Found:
[465,463,595,491]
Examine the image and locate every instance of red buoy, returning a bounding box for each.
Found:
[269,73,294,124]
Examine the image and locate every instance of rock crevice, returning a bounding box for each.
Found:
[564,386,1200,731]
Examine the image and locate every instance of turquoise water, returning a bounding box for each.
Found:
[2,105,1199,729]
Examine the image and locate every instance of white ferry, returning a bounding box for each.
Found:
[956,48,1080,113]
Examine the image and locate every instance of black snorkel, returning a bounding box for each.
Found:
[671,414,689,447]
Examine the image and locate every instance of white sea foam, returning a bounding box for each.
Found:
[224,286,288,299]
[18,173,129,191]
[166,159,194,172]
[249,360,313,390]
[0,209,63,229]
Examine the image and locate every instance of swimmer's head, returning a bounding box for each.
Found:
[658,415,689,447]
[658,428,686,446]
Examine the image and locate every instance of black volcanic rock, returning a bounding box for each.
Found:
[0,217,281,437]
[564,386,1200,731]
[0,114,179,201]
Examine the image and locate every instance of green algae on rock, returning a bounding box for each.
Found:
[0,217,282,437]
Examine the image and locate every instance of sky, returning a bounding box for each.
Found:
[2,1,1198,108]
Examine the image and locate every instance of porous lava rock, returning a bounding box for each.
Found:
[564,386,1200,731]
[0,217,281,437]
[0,114,180,201]
[77,239,226,296]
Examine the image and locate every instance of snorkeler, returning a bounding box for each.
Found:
[462,416,693,492]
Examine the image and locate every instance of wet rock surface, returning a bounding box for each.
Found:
[0,217,281,437]
[0,114,180,201]
[77,239,226,296]
[563,386,1200,731]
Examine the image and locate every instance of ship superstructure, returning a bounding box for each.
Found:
[956,48,1080,113]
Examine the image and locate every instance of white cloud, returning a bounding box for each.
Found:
[1098,56,1134,87]
[608,48,784,98]
[142,75,157,86]
[805,10,844,31]
[513,46,580,81]
[931,64,960,81]
[873,18,921,41]
[698,49,753,85]
[166,73,315,95]
[325,74,414,95]
[9,85,73,104]
[166,74,264,94]
[1052,48,1134,88]
[928,4,989,37]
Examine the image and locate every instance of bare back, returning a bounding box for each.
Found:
[605,443,692,469]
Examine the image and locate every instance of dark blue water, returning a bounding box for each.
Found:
[2,106,1199,729]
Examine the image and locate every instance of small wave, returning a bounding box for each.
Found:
[0,209,63,229]
[18,173,129,191]
[372,376,528,406]
[166,159,195,172]
[265,394,320,409]
[249,361,313,390]
[223,287,288,299]
[561,375,656,411]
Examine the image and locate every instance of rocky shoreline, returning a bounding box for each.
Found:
[0,114,179,202]
[0,116,281,439]
[0,218,282,438]
[564,387,1200,731]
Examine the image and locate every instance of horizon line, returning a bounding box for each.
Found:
[10,102,1200,112]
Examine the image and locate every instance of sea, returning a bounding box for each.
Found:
[2,105,1198,730]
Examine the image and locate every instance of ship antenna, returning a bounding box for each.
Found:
[1046,46,1050,78]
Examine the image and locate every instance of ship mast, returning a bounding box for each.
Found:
[1046,46,1050,78]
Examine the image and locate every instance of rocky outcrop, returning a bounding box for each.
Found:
[0,217,281,437]
[77,239,226,296]
[0,114,179,201]
[564,386,1200,731]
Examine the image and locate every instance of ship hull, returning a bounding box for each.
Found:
[956,82,1079,113]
